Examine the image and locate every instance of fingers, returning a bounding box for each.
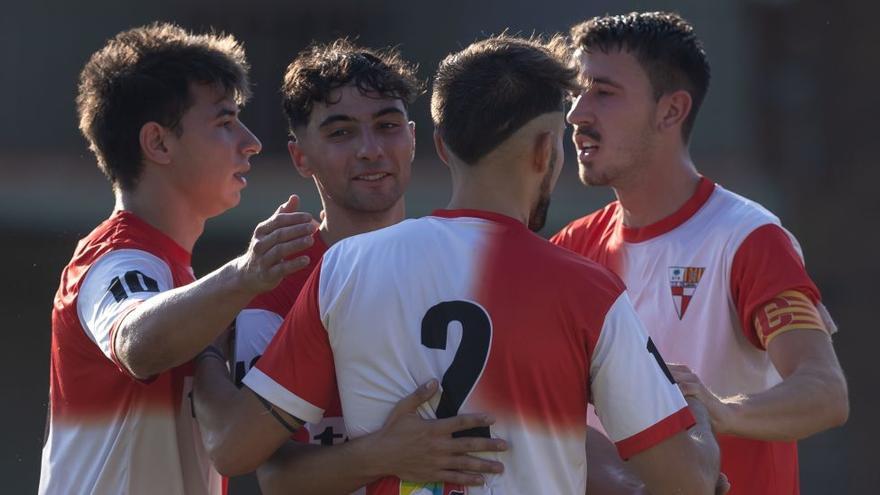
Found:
[253,212,314,239]
[447,454,504,475]
[433,413,496,436]
[716,472,731,495]
[258,224,317,260]
[385,380,439,425]
[278,194,300,214]
[270,255,312,280]
[430,456,504,485]
[433,470,485,486]
[440,434,507,454]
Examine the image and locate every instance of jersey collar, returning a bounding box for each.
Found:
[620,176,716,243]
[431,209,526,229]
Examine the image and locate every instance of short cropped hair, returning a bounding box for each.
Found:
[570,11,711,141]
[431,34,578,165]
[281,39,422,132]
[77,22,251,191]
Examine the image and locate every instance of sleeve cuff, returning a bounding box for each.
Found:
[243,367,325,424]
[614,406,696,459]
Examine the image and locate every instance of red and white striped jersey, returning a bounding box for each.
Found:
[39,211,221,495]
[245,209,694,495]
[552,177,831,495]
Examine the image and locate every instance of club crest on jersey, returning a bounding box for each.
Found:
[669,266,705,320]
[399,481,465,495]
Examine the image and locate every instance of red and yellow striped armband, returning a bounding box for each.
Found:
[754,290,829,348]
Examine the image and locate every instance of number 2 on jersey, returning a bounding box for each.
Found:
[421,301,492,438]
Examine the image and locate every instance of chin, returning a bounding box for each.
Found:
[578,164,611,187]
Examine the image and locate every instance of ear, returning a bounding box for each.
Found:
[433,130,449,166]
[139,122,172,165]
[288,139,313,179]
[656,90,692,135]
[408,121,416,161]
[532,131,553,175]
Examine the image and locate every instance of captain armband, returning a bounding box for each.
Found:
[753,290,829,348]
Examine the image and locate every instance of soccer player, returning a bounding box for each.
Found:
[194,40,506,494]
[39,23,316,495]
[551,12,849,495]
[198,34,722,494]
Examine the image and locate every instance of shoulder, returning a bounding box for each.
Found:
[552,202,620,246]
[705,185,783,233]
[536,235,626,299]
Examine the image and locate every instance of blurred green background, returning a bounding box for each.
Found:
[3,0,876,492]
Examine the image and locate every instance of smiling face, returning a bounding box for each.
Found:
[566,48,660,187]
[166,83,262,218]
[292,84,414,215]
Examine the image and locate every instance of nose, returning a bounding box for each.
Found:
[356,129,384,162]
[241,123,262,157]
[566,94,594,127]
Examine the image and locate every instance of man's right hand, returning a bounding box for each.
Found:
[373,380,507,486]
[233,194,316,295]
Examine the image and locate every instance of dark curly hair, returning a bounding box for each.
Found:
[77,22,251,191]
[281,39,423,133]
[570,11,711,141]
[431,34,579,165]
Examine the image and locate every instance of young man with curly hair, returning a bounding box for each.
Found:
[40,23,315,495]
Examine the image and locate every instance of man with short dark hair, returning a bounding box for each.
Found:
[40,23,315,495]
[552,12,848,495]
[200,34,721,495]
[194,40,506,495]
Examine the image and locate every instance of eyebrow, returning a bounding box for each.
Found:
[318,107,406,129]
[214,107,238,119]
[586,76,625,90]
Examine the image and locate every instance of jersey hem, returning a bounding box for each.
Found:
[615,405,696,459]
[243,367,325,424]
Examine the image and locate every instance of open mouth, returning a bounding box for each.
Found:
[354,172,391,182]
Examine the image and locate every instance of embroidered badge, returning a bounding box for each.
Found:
[669,266,705,320]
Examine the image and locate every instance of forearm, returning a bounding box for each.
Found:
[193,354,294,475]
[719,366,848,441]
[257,436,385,495]
[117,260,253,378]
[684,398,721,483]
[193,352,240,460]
[585,427,647,495]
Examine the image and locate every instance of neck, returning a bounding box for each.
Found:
[114,184,205,253]
[612,148,700,228]
[319,199,406,246]
[446,163,531,226]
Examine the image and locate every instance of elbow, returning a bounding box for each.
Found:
[114,326,170,380]
[828,375,850,428]
[116,340,160,381]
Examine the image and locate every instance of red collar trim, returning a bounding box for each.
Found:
[431,209,526,229]
[620,177,716,243]
[113,210,192,265]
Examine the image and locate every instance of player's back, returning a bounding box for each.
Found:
[304,209,690,494]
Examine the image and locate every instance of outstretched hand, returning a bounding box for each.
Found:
[234,194,316,295]
[668,363,737,435]
[373,380,507,486]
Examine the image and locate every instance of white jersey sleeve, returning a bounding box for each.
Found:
[233,309,284,384]
[590,292,694,459]
[76,249,174,360]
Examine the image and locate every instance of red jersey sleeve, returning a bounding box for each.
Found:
[243,262,337,424]
[730,224,821,349]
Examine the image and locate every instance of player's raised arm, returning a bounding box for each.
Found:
[114,195,316,379]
